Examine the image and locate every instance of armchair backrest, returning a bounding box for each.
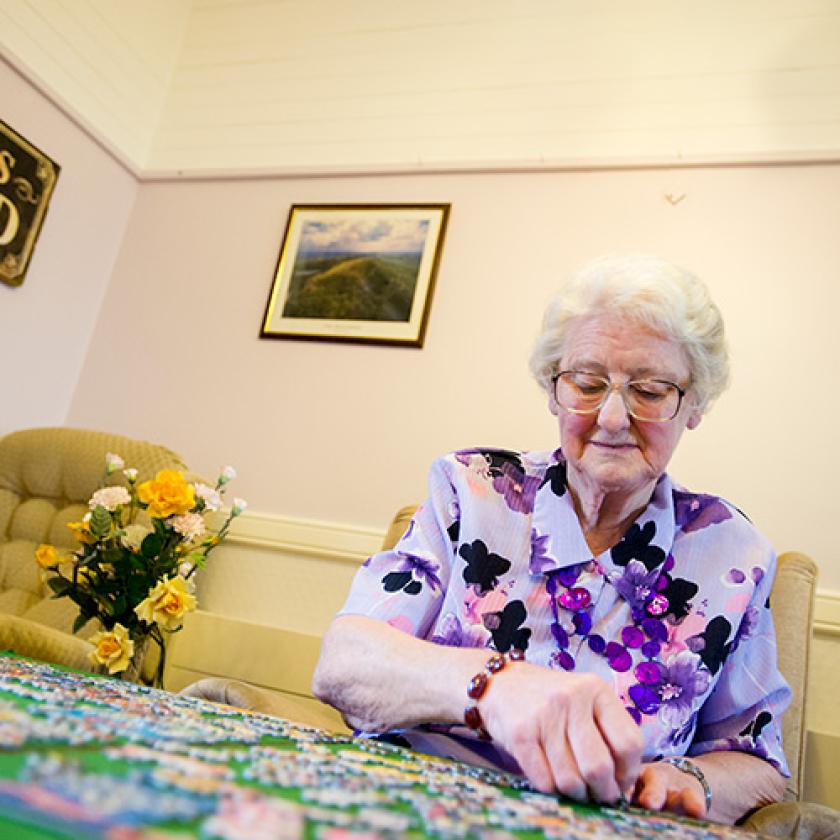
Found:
[771,551,818,802]
[0,427,188,637]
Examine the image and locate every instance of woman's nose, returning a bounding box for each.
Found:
[597,388,631,430]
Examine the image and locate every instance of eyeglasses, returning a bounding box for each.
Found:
[552,370,687,423]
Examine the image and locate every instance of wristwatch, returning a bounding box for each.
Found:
[660,756,712,814]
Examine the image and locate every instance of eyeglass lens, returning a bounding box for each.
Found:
[554,372,681,421]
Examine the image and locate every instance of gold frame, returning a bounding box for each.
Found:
[0,119,60,288]
[260,204,449,347]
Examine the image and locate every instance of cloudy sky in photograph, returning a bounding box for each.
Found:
[299,217,429,254]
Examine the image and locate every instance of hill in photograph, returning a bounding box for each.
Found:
[282,253,421,321]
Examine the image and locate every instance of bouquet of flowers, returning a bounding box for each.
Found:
[35,453,246,687]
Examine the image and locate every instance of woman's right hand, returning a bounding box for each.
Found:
[480,662,643,803]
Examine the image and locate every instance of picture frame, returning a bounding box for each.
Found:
[260,204,449,347]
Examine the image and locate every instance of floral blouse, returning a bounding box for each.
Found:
[339,448,791,776]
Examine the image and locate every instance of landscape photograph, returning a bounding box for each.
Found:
[281,217,428,322]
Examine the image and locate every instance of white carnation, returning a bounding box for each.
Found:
[194,482,222,511]
[89,486,131,511]
[105,453,125,473]
[170,512,206,541]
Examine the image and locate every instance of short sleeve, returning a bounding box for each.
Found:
[688,551,792,776]
[337,458,458,639]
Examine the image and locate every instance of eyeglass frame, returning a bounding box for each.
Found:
[551,370,688,423]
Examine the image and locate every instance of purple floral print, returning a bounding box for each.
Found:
[674,491,733,533]
[395,552,443,592]
[492,462,540,514]
[658,651,712,728]
[610,560,663,614]
[430,613,485,648]
[529,529,553,574]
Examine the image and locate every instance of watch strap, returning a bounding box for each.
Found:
[660,756,712,814]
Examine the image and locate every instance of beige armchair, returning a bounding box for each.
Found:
[0,427,189,679]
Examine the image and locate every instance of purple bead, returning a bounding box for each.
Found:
[641,640,661,658]
[556,650,576,671]
[572,611,592,636]
[663,554,675,573]
[621,626,644,648]
[628,683,661,715]
[646,594,669,616]
[588,634,606,654]
[751,566,764,585]
[641,617,668,642]
[625,706,642,725]
[556,566,582,588]
[656,575,668,592]
[559,587,591,611]
[550,623,569,649]
[605,642,632,672]
[634,660,663,686]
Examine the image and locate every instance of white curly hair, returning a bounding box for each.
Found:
[529,254,729,410]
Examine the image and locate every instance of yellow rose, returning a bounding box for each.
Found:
[89,623,135,674]
[136,470,195,519]
[67,519,95,545]
[134,576,197,631]
[35,544,61,569]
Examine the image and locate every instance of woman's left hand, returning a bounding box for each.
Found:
[632,761,707,819]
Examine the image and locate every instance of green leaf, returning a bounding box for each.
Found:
[46,576,71,596]
[72,613,92,634]
[141,533,164,558]
[89,506,112,538]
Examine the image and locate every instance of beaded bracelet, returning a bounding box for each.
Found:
[463,649,525,740]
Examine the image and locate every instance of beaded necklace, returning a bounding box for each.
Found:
[546,555,676,723]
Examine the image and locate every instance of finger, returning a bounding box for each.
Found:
[633,767,667,812]
[567,715,621,803]
[593,691,643,791]
[542,725,588,802]
[665,787,706,819]
[508,728,556,795]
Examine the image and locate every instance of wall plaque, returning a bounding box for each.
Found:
[0,119,60,288]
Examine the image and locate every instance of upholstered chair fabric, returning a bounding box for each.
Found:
[0,427,189,675]
[771,552,818,802]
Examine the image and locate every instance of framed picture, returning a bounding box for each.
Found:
[260,204,450,346]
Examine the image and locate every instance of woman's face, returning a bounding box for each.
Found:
[550,313,703,498]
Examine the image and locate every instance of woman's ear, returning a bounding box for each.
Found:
[686,406,703,430]
[548,389,560,416]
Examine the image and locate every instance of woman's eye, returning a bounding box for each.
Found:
[631,383,667,401]
[574,377,606,394]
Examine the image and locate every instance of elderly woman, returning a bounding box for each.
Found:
[312,255,789,825]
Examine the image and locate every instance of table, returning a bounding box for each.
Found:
[0,653,758,839]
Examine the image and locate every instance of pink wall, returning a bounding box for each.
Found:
[67,165,839,589]
[0,57,138,435]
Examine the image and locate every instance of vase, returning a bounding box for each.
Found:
[111,634,166,689]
